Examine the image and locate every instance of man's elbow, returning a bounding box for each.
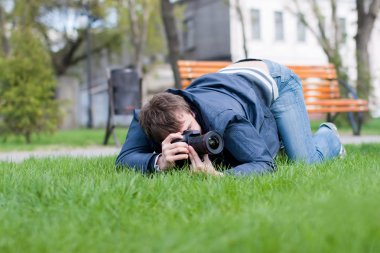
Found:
[115,153,124,167]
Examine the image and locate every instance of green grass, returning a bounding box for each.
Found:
[0,128,128,151]
[310,117,380,135]
[0,118,379,152]
[1,144,380,253]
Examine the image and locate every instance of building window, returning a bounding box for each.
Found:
[297,15,306,42]
[250,9,261,40]
[338,17,347,43]
[183,18,195,50]
[274,11,284,41]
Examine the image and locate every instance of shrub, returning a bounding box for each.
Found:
[0,29,61,143]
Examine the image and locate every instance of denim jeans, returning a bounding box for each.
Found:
[263,59,342,163]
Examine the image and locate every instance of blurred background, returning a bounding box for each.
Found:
[0,0,379,146]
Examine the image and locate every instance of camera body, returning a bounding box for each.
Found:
[172,130,224,155]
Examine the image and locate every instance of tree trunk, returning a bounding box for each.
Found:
[355,35,371,99]
[25,132,31,144]
[160,0,181,89]
[235,0,248,58]
[355,0,380,100]
[0,5,10,56]
[127,0,143,75]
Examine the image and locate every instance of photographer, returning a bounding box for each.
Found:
[116,59,345,176]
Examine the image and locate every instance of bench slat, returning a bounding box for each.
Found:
[304,95,341,99]
[307,107,369,113]
[178,61,230,68]
[306,99,368,106]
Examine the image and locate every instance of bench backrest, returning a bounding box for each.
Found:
[178,60,341,100]
[178,60,230,88]
[287,65,340,101]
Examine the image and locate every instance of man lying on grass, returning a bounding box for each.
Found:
[116,59,346,176]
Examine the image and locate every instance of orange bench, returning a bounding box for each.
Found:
[178,60,369,135]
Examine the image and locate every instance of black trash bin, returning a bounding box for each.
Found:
[104,68,142,145]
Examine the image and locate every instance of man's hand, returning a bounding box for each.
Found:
[157,132,189,171]
[188,146,224,176]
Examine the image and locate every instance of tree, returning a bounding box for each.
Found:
[292,0,348,85]
[223,0,248,58]
[0,29,61,143]
[355,0,380,100]
[0,3,10,56]
[234,0,248,58]
[292,0,380,101]
[0,0,122,76]
[113,0,161,76]
[39,1,122,76]
[160,0,181,88]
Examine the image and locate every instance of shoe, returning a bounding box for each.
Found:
[320,122,338,133]
[339,144,347,159]
[320,122,346,159]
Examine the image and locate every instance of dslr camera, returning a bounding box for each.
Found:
[172,130,224,155]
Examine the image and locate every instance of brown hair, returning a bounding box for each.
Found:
[139,92,192,143]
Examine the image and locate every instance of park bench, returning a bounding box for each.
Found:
[178,60,369,135]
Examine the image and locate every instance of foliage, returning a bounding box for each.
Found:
[1,0,125,75]
[0,144,380,252]
[0,28,61,143]
[109,0,165,74]
[0,0,169,78]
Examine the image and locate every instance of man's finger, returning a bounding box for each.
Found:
[162,132,183,144]
[166,146,189,156]
[203,154,213,167]
[171,154,189,161]
[188,146,202,166]
[188,148,196,166]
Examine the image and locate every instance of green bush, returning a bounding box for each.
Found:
[0,29,61,143]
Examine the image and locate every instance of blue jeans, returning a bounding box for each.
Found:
[263,60,342,163]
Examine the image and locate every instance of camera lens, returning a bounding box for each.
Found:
[208,136,219,150]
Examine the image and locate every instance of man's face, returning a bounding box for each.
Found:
[177,110,202,133]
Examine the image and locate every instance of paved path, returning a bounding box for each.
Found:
[0,147,120,163]
[1,135,380,163]
[340,135,380,145]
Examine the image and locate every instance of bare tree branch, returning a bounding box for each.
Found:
[368,0,380,19]
[331,0,339,50]
[235,0,248,58]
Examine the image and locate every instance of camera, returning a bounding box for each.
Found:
[172,130,224,155]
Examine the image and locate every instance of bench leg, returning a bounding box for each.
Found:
[326,113,339,122]
[327,113,332,122]
[347,112,363,136]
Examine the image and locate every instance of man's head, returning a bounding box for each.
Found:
[139,92,201,143]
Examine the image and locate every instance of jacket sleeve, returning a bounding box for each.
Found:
[221,114,277,176]
[115,110,158,174]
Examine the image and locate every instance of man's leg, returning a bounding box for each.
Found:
[266,61,342,163]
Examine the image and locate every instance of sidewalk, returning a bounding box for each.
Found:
[340,135,380,145]
[0,146,120,163]
[1,135,380,163]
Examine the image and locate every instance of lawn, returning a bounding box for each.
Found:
[1,144,380,253]
[1,118,380,152]
[0,127,128,151]
[309,117,380,135]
